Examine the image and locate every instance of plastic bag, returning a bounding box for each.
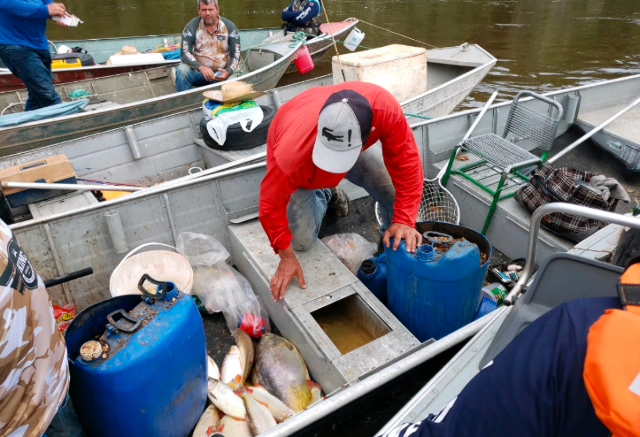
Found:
[321,233,377,274]
[177,232,270,338]
[202,99,264,146]
[53,304,76,333]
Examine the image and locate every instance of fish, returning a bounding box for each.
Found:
[221,345,244,389]
[208,379,247,419]
[193,404,220,437]
[236,388,277,435]
[246,385,295,423]
[216,415,252,437]
[307,381,323,407]
[208,355,220,381]
[233,328,254,385]
[251,333,312,412]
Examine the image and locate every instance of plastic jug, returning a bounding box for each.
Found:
[474,283,508,320]
[294,45,314,74]
[343,28,365,52]
[384,222,491,342]
[65,276,207,437]
[357,252,387,304]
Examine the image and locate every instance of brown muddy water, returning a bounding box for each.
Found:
[45,0,640,435]
[48,0,640,106]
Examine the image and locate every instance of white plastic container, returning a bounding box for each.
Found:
[332,44,427,102]
[107,53,165,66]
[110,243,194,297]
[343,28,365,52]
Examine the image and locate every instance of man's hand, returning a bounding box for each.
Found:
[382,223,422,253]
[270,246,306,302]
[47,3,68,17]
[198,65,216,82]
[214,69,230,81]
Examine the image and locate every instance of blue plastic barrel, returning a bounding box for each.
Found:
[64,284,207,437]
[357,252,388,304]
[384,222,491,342]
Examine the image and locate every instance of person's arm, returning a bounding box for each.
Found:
[180,19,203,70]
[284,0,321,27]
[281,0,296,21]
[224,20,241,76]
[259,162,296,254]
[377,90,424,252]
[0,0,51,18]
[259,159,307,301]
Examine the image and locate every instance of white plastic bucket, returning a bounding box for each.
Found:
[110,243,194,297]
[343,28,365,52]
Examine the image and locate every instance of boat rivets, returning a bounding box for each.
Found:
[472,348,478,352]
[453,367,459,372]
[432,389,439,394]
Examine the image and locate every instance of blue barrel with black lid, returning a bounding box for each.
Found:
[64,275,207,437]
[384,222,491,342]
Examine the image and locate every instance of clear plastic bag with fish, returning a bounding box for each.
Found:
[178,232,270,337]
[321,233,377,274]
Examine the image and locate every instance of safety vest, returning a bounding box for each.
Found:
[584,263,640,437]
[286,0,322,36]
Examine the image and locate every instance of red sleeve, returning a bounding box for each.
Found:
[258,160,296,253]
[378,98,423,226]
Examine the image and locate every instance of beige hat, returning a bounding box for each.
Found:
[113,45,141,56]
[203,81,265,103]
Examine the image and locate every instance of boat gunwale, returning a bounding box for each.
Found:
[389,44,497,108]
[409,72,640,129]
[0,19,359,79]
[0,40,302,132]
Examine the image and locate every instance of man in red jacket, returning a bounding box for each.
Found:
[259,82,424,301]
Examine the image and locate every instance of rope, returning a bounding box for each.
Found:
[404,113,431,120]
[69,89,91,99]
[357,19,439,49]
[320,1,346,81]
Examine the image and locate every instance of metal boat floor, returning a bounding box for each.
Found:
[228,219,420,393]
[577,101,640,147]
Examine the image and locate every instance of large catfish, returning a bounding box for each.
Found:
[250,333,312,412]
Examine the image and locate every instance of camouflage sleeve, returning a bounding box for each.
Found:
[223,18,241,75]
[180,18,202,69]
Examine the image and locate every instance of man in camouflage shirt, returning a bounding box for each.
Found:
[175,0,241,92]
[0,220,83,437]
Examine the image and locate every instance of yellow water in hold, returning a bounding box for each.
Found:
[313,307,378,355]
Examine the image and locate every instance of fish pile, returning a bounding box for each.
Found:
[194,330,323,437]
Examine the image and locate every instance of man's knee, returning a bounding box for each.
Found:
[290,230,316,251]
[176,63,192,79]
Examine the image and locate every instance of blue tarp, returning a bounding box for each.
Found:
[162,49,181,60]
[0,99,89,127]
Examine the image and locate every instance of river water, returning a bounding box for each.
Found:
[48,0,640,106]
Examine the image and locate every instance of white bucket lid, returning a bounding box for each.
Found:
[110,243,193,297]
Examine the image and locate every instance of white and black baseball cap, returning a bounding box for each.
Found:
[312,90,373,174]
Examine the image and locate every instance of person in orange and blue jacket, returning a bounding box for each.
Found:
[379,260,640,437]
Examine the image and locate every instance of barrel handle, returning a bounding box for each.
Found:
[137,273,169,302]
[106,309,142,334]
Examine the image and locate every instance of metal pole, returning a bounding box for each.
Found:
[462,91,499,142]
[504,203,640,304]
[9,162,267,230]
[549,94,640,164]
[0,181,143,192]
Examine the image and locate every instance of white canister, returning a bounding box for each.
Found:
[343,28,365,52]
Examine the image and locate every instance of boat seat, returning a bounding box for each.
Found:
[442,91,564,234]
[479,253,623,368]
